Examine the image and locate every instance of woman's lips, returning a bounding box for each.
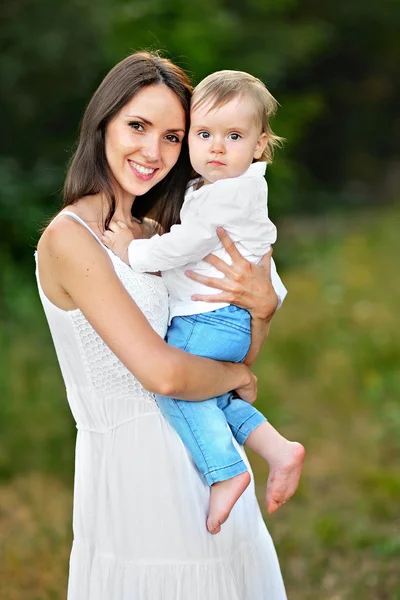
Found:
[128,160,159,181]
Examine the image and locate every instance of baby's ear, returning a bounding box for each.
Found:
[253,133,268,160]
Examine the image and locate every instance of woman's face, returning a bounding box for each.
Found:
[105,84,186,201]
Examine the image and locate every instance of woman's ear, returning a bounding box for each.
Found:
[253,133,268,160]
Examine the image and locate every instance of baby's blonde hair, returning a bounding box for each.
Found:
[192,70,283,163]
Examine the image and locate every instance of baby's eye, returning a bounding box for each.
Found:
[128,121,144,131]
[198,131,210,139]
[165,134,181,144]
[228,133,241,141]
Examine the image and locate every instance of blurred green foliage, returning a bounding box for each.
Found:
[1,0,399,266]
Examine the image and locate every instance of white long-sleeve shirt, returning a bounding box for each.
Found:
[128,162,287,322]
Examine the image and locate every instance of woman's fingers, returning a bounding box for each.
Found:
[259,247,273,276]
[216,227,246,264]
[191,292,243,305]
[202,229,244,277]
[202,252,234,276]
[186,229,278,320]
[185,270,238,292]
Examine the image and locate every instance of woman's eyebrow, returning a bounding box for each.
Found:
[125,115,185,133]
[166,128,186,133]
[125,114,152,124]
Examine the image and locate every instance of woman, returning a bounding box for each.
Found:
[36,52,287,599]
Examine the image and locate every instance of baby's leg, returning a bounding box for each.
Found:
[245,421,305,513]
[155,394,247,485]
[164,310,276,533]
[219,394,305,513]
[207,472,251,535]
[156,394,251,534]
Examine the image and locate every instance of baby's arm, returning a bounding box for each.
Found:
[101,210,223,273]
[127,219,219,273]
[104,179,255,274]
[125,184,242,273]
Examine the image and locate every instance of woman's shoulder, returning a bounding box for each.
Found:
[38,209,103,263]
[39,194,101,246]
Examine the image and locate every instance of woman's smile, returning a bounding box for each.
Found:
[128,159,159,181]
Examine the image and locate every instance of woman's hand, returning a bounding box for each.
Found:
[186,227,280,366]
[185,227,278,322]
[235,372,258,404]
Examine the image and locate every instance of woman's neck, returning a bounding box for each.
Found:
[106,189,136,224]
[70,192,137,229]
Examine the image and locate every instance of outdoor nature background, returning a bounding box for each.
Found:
[1,1,400,598]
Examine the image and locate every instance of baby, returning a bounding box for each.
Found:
[103,70,305,534]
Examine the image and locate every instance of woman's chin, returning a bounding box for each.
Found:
[116,176,162,199]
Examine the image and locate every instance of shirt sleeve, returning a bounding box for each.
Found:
[127,180,247,273]
[127,199,220,273]
[270,257,287,309]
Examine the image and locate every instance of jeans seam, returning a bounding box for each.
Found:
[199,320,251,336]
[232,413,266,444]
[179,315,196,324]
[172,317,197,352]
[194,314,251,335]
[229,412,257,436]
[172,399,215,475]
[238,348,250,363]
[206,459,244,474]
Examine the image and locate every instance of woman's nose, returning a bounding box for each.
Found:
[142,136,161,162]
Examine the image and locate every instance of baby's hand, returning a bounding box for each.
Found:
[101,221,135,264]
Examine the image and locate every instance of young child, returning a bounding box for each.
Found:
[102,70,305,535]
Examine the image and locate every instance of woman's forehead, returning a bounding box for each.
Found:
[122,84,186,128]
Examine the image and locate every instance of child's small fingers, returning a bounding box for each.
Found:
[101,231,114,245]
[108,222,120,233]
[108,220,128,233]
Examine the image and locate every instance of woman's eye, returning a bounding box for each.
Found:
[228,133,241,141]
[198,131,210,139]
[165,134,181,143]
[128,121,144,131]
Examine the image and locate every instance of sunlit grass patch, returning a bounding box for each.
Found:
[0,473,71,600]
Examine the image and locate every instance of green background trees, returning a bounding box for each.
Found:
[1,0,399,262]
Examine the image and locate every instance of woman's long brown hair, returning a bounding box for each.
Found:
[62,52,193,232]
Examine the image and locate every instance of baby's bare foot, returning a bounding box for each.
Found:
[207,471,251,535]
[266,441,305,513]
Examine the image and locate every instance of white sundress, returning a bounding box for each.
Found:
[35,211,287,600]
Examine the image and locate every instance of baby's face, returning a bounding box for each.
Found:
[188,94,267,184]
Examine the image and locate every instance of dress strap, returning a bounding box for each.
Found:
[52,210,107,249]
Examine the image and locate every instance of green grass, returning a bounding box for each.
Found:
[1,205,400,599]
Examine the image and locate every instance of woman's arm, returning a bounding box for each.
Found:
[185,227,279,366]
[244,311,273,366]
[40,218,256,401]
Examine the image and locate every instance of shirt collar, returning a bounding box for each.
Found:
[186,177,203,197]
[185,161,267,197]
[241,161,267,178]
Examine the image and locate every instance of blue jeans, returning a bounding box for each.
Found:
[156,306,266,485]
